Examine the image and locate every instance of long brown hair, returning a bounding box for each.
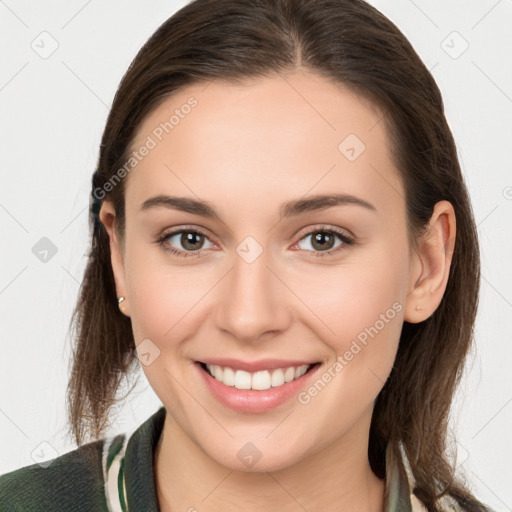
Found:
[66,1,489,510]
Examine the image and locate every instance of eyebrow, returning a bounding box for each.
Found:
[140,193,377,219]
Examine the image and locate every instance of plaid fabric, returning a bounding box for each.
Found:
[0,406,466,511]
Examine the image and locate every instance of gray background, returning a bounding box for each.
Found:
[1,0,511,510]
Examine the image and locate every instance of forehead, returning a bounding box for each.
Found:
[126,71,404,220]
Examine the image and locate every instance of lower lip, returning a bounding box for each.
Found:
[195,362,320,413]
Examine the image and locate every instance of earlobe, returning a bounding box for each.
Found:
[404,200,456,323]
[117,296,130,317]
[99,201,131,318]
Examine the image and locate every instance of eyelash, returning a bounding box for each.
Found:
[155,225,355,259]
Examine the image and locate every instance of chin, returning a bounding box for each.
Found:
[200,438,306,474]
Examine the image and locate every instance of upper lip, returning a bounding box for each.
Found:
[197,358,318,373]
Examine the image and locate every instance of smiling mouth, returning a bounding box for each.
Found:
[198,361,320,391]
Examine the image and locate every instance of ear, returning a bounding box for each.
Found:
[99,201,131,318]
[404,200,456,323]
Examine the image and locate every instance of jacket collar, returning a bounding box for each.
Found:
[123,406,165,511]
[384,440,422,511]
[119,406,448,512]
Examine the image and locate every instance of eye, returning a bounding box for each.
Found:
[157,227,215,258]
[295,226,354,257]
[156,225,354,259]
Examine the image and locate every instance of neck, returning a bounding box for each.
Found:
[154,409,385,512]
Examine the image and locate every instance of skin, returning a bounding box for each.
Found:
[100,70,455,512]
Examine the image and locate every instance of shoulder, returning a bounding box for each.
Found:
[392,441,488,512]
[0,406,166,512]
[0,434,126,512]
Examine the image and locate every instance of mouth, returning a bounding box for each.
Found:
[197,361,319,391]
[194,359,321,412]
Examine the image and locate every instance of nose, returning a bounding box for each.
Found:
[214,248,292,343]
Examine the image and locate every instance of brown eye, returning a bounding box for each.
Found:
[296,227,354,256]
[158,228,214,257]
[310,231,337,251]
[179,231,205,251]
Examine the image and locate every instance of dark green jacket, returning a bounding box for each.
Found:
[0,406,465,511]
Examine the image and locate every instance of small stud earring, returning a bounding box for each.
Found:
[118,297,126,311]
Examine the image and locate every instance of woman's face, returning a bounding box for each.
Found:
[112,71,416,471]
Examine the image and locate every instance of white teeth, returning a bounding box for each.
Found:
[222,366,235,386]
[234,370,252,389]
[204,363,311,390]
[295,365,308,378]
[252,370,271,390]
[271,369,285,387]
[214,365,223,381]
[284,367,295,382]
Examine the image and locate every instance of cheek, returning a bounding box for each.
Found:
[122,244,216,421]
[126,258,211,345]
[300,250,407,344]
[121,223,214,339]
[291,255,406,440]
[293,239,409,394]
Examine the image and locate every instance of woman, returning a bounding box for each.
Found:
[0,0,493,510]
